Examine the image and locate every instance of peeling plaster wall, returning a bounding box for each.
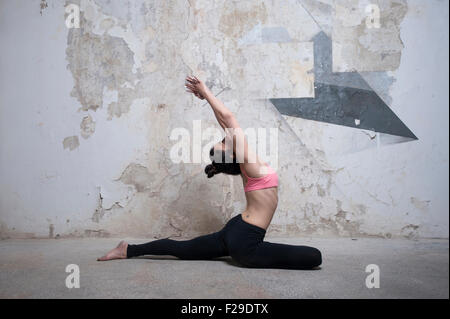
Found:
[0,0,448,239]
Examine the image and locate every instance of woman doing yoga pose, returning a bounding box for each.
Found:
[98,76,322,270]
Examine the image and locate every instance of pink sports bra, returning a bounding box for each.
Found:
[241,164,279,192]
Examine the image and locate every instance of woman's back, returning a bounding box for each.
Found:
[241,164,279,230]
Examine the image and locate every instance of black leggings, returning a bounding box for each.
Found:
[127,214,322,270]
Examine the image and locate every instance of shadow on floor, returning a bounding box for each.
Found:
[131,255,322,270]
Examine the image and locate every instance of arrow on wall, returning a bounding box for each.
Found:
[270,32,418,140]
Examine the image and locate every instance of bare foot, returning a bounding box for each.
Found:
[97,240,128,261]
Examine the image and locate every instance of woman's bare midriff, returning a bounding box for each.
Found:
[241,186,278,230]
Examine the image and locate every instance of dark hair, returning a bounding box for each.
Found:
[204,146,241,178]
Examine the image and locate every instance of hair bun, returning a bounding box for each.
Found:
[204,164,218,178]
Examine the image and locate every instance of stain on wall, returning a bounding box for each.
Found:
[62,136,80,150]
[333,0,408,72]
[39,0,48,16]
[118,163,155,193]
[219,1,268,38]
[91,186,124,223]
[66,24,137,115]
[80,115,96,139]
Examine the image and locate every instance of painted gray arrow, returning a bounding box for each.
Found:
[270,32,418,140]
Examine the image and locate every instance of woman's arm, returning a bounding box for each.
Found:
[185,76,236,130]
[204,89,238,131]
[185,76,262,171]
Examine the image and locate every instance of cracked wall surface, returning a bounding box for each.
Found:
[0,0,448,240]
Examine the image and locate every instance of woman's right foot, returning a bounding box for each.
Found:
[97,240,128,261]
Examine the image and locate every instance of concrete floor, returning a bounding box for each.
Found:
[0,237,448,299]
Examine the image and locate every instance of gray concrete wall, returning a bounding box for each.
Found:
[0,0,448,239]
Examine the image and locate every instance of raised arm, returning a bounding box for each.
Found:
[185,76,263,174]
[185,76,236,129]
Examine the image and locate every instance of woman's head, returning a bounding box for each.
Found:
[204,138,241,178]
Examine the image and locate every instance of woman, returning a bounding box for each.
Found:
[98,76,322,270]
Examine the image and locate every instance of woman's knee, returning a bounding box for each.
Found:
[309,247,322,268]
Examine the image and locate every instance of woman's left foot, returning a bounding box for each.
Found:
[97,240,128,261]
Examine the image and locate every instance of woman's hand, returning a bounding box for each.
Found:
[185,75,209,100]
